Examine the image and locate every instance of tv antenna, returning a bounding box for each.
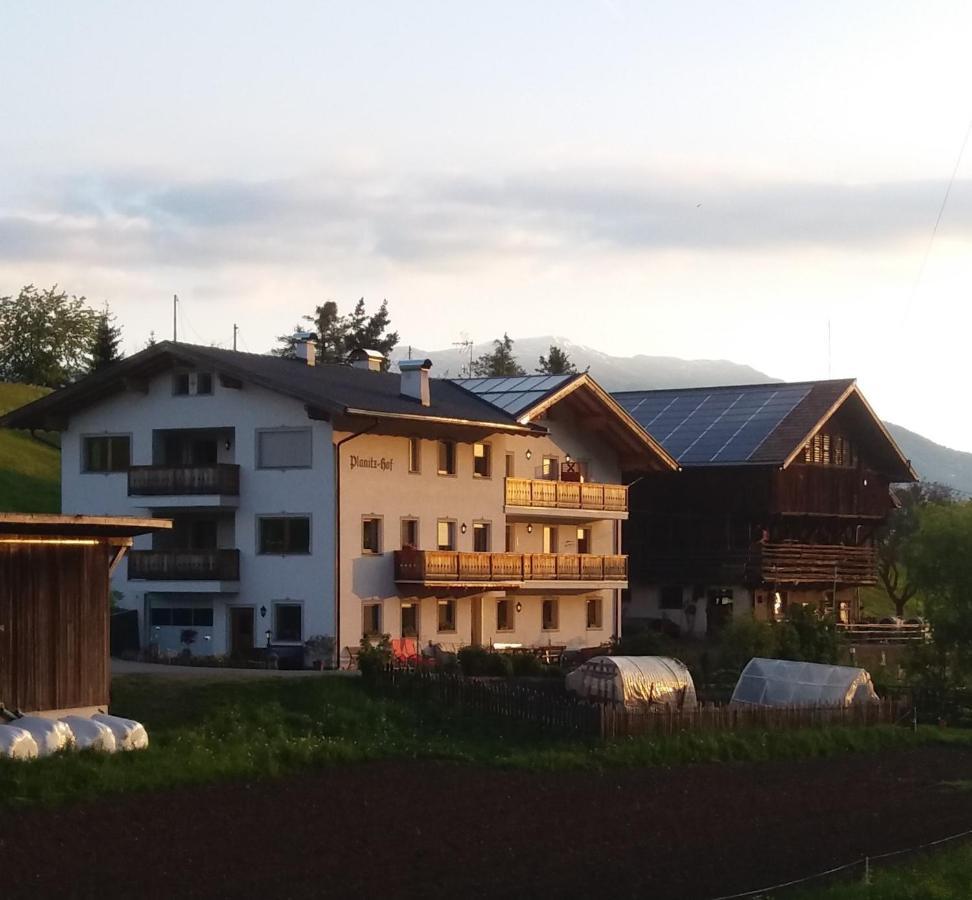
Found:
[453,333,474,377]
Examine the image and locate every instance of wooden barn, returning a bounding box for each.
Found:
[614,380,916,637]
[0,514,170,716]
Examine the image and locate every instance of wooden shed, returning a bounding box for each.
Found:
[0,514,171,717]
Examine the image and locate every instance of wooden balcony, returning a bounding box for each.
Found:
[128,464,240,497]
[394,549,627,587]
[128,549,240,582]
[504,477,627,518]
[632,542,878,587]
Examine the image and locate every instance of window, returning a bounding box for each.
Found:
[505,524,514,552]
[83,435,130,473]
[258,516,310,554]
[473,522,491,552]
[803,434,856,467]
[437,440,456,475]
[496,598,514,632]
[363,603,382,637]
[149,607,213,627]
[257,428,312,469]
[586,596,603,629]
[505,452,515,478]
[437,520,456,551]
[542,525,558,554]
[542,455,559,480]
[473,442,491,478]
[437,599,457,632]
[172,371,213,396]
[362,517,382,554]
[408,437,421,474]
[660,585,683,610]
[576,527,591,555]
[173,372,190,395]
[542,597,559,631]
[401,518,419,550]
[273,603,303,642]
[401,602,418,638]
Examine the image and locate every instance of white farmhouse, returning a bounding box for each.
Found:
[1,341,675,664]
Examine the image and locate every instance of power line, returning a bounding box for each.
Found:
[902,116,972,323]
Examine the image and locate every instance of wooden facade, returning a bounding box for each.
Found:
[0,515,170,715]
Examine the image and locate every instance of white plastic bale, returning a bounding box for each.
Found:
[91,714,149,751]
[60,716,117,753]
[0,724,39,760]
[12,717,74,756]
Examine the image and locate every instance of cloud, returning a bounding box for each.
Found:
[1,168,969,271]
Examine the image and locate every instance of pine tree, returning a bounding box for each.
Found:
[472,333,525,377]
[89,303,123,372]
[275,298,398,367]
[537,345,577,375]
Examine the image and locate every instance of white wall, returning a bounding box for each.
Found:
[62,371,335,655]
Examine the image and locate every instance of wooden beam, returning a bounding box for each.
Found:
[108,545,129,576]
[305,405,331,421]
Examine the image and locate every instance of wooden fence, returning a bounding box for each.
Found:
[371,670,907,739]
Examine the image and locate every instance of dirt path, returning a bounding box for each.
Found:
[2,746,971,899]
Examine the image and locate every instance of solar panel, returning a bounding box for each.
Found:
[615,384,811,465]
[451,375,574,418]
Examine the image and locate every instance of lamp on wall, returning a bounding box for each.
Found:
[460,523,467,534]
[515,602,523,613]
[224,439,232,451]
[525,449,532,460]
[526,524,533,534]
[260,605,267,618]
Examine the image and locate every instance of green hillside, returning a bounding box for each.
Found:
[0,383,60,513]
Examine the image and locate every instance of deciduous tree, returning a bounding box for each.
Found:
[0,284,97,387]
[877,482,955,618]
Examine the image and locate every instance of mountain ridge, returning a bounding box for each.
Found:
[393,335,972,495]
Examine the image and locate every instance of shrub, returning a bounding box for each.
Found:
[511,653,545,677]
[358,634,392,680]
[778,605,840,664]
[458,646,514,677]
[717,618,777,674]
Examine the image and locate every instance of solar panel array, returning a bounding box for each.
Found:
[614,384,812,465]
[451,374,574,416]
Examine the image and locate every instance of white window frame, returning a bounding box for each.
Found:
[361,516,383,555]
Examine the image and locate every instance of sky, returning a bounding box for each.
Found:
[2,2,972,448]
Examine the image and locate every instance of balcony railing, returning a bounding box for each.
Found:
[752,542,878,585]
[394,549,627,584]
[128,549,240,581]
[504,477,627,512]
[128,464,240,497]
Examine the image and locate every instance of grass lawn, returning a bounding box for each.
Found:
[0,675,967,809]
[0,382,59,513]
[789,840,972,899]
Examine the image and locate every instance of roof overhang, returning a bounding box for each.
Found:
[515,374,679,472]
[0,514,172,538]
[780,383,917,482]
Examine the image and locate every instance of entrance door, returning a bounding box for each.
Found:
[229,607,254,658]
[706,589,734,638]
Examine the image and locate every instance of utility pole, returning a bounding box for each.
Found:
[233,323,238,351]
[173,294,178,342]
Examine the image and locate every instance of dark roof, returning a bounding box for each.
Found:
[0,342,543,434]
[613,378,915,481]
[451,374,577,416]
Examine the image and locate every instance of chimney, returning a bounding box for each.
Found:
[399,358,432,406]
[349,348,385,372]
[294,331,317,366]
